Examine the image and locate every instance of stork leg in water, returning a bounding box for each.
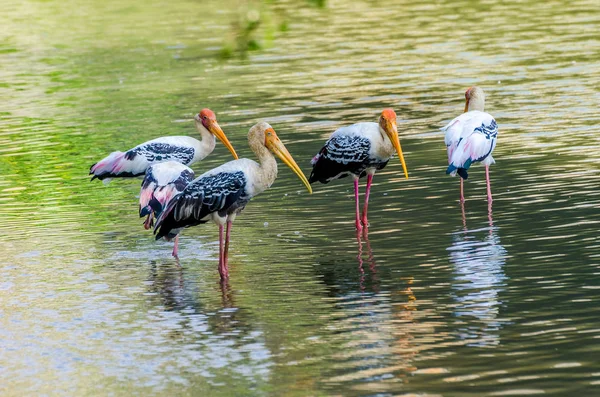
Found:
[361,173,374,227]
[172,235,179,258]
[353,177,362,233]
[485,165,493,202]
[218,224,228,279]
[460,178,465,203]
[223,220,233,271]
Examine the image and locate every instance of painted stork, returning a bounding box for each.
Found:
[309,109,408,232]
[139,161,195,257]
[154,122,312,279]
[89,108,238,182]
[444,86,498,202]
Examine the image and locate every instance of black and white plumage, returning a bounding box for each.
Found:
[154,122,312,279]
[89,108,238,183]
[309,109,408,233]
[444,86,498,202]
[139,161,195,226]
[309,133,388,183]
[139,161,195,257]
[155,166,249,239]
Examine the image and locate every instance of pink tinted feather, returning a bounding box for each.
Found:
[90,151,126,175]
[139,182,156,210]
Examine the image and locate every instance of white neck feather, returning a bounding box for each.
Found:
[379,126,395,158]
[195,122,216,159]
[251,139,278,193]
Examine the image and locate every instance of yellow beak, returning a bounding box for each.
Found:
[265,129,312,194]
[388,121,408,179]
[209,121,239,160]
[464,99,469,113]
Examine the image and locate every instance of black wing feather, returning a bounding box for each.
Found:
[154,171,246,240]
[309,135,371,184]
[127,143,195,164]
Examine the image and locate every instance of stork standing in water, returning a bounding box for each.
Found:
[444,86,498,202]
[154,122,312,279]
[89,109,238,182]
[309,109,409,233]
[139,161,195,257]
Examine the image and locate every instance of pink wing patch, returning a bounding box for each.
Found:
[90,151,127,176]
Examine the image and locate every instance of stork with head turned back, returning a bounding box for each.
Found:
[89,109,238,182]
[154,122,312,279]
[444,86,498,202]
[309,109,409,233]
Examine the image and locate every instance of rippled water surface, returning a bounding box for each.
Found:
[1,0,600,395]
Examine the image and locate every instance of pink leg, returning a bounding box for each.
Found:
[172,235,179,257]
[361,174,373,227]
[485,165,493,202]
[353,177,363,233]
[460,177,465,203]
[218,224,228,279]
[223,220,232,269]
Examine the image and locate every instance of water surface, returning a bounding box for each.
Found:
[1,0,600,395]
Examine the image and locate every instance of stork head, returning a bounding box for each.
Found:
[194,108,238,159]
[378,108,408,179]
[464,86,485,113]
[249,122,312,194]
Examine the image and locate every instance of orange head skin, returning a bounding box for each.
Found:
[194,108,238,159]
[379,108,408,179]
[198,108,217,130]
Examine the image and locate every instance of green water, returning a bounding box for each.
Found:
[1,0,600,395]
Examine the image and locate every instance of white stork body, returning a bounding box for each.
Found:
[90,136,208,183]
[89,109,237,183]
[139,161,195,256]
[309,109,408,233]
[444,87,498,202]
[154,122,312,279]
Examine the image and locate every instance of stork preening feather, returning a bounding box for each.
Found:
[444,86,498,202]
[309,109,409,232]
[154,122,312,279]
[139,161,195,257]
[89,109,238,182]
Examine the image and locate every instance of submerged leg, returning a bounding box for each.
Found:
[361,173,374,227]
[353,176,362,233]
[218,224,228,279]
[460,177,465,203]
[223,220,232,269]
[172,235,179,257]
[485,165,493,202]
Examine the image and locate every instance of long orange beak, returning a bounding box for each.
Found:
[387,121,408,179]
[209,121,239,159]
[265,129,312,193]
[464,98,469,113]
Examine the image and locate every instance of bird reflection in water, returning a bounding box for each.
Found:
[449,202,508,347]
[356,228,379,293]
